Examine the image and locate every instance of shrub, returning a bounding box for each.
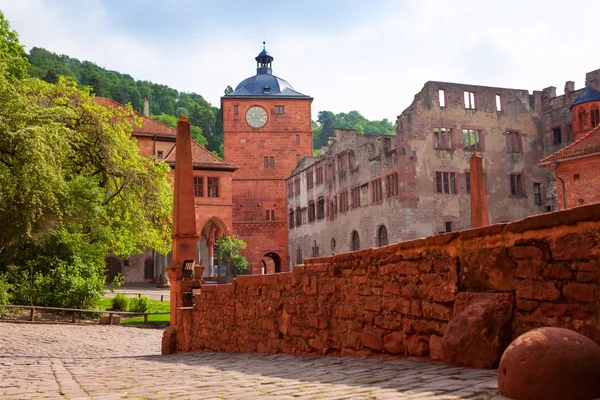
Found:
[0,274,13,317]
[112,293,129,311]
[129,295,148,313]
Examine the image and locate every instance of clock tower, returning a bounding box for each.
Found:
[222,43,313,274]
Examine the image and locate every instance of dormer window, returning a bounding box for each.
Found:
[263,84,271,94]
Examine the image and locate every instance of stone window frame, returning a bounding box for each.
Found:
[233,105,239,115]
[295,206,302,227]
[351,230,360,251]
[506,129,523,154]
[591,105,600,128]
[311,241,319,257]
[295,134,300,144]
[296,245,303,265]
[350,186,361,209]
[377,225,388,247]
[434,170,458,195]
[371,178,383,204]
[317,197,325,220]
[339,190,349,213]
[578,107,587,131]
[308,201,316,222]
[294,178,301,197]
[193,176,204,197]
[287,181,294,199]
[460,124,486,152]
[438,89,447,109]
[509,173,526,198]
[433,127,453,150]
[495,94,504,112]
[288,209,295,228]
[533,181,543,206]
[306,168,314,190]
[386,172,398,198]
[315,164,324,186]
[464,90,477,110]
[552,126,562,145]
[207,177,219,198]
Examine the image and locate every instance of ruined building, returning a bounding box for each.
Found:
[288,69,600,269]
[222,44,313,274]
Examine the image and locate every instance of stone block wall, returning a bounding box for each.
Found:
[174,203,600,367]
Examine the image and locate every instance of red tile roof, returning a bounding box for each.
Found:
[94,97,175,137]
[540,124,600,164]
[165,140,237,171]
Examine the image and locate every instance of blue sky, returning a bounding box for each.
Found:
[1,0,599,122]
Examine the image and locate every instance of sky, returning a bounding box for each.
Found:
[1,0,599,122]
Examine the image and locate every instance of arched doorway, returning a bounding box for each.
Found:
[105,257,122,283]
[351,230,360,251]
[198,217,230,281]
[262,252,281,274]
[144,258,154,281]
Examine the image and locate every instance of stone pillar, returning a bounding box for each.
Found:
[168,115,200,326]
[470,152,489,228]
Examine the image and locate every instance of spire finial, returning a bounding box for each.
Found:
[263,41,266,50]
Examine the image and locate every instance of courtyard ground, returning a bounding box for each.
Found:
[0,323,506,399]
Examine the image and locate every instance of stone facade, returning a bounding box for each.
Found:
[172,203,600,369]
[288,69,600,269]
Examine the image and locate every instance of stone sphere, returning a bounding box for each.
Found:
[498,327,600,400]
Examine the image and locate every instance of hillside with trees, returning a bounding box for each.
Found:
[26,48,396,155]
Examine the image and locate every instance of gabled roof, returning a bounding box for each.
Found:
[571,87,600,108]
[540,124,600,164]
[94,97,176,137]
[165,140,238,172]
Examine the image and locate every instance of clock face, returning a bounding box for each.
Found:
[246,106,268,128]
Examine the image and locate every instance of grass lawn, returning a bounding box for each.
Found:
[94,296,170,326]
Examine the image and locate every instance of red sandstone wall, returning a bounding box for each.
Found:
[177,204,600,364]
[556,156,600,210]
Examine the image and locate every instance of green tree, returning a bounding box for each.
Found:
[0,10,29,80]
[42,67,59,84]
[88,72,103,96]
[215,236,248,276]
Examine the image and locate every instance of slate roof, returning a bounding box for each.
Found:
[540,124,600,164]
[94,97,176,137]
[164,140,238,172]
[571,87,600,108]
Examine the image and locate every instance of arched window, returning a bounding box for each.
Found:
[591,105,600,128]
[144,258,154,279]
[296,134,300,144]
[351,230,360,251]
[308,201,316,222]
[579,108,587,130]
[377,225,388,247]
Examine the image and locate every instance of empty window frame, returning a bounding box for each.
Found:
[306,170,314,189]
[439,89,446,108]
[193,176,203,197]
[435,172,457,194]
[351,187,361,209]
[351,230,360,251]
[296,134,300,144]
[315,166,323,185]
[296,246,303,265]
[289,209,295,228]
[507,131,522,153]
[264,157,269,168]
[553,127,562,145]
[495,94,503,112]
[312,241,320,257]
[462,129,481,151]
[464,91,476,109]
[270,156,275,167]
[295,207,302,226]
[465,172,471,194]
[274,105,285,115]
[434,127,452,149]
[445,221,453,233]
[317,198,325,220]
[510,174,525,197]
[265,210,275,221]
[207,177,219,197]
[294,178,300,196]
[592,105,600,127]
[386,173,399,197]
[308,201,316,222]
[377,225,388,247]
[533,183,542,206]
[287,182,294,198]
[371,178,383,203]
[233,105,239,115]
[339,191,349,213]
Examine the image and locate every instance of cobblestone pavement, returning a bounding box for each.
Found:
[0,323,506,400]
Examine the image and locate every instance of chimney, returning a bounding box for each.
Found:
[564,81,575,93]
[143,95,150,117]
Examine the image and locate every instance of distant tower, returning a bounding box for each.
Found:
[571,87,600,141]
[222,43,313,274]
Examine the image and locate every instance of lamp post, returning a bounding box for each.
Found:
[550,155,567,210]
